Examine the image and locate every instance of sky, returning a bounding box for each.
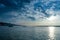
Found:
[0,0,60,26]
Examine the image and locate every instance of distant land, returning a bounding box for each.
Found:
[0,22,27,27]
[0,22,60,27]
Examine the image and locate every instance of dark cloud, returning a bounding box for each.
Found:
[0,0,32,13]
[0,0,33,22]
[27,16,36,21]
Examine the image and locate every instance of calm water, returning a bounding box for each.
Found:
[0,26,60,40]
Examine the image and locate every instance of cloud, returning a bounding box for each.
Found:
[0,3,5,8]
[0,0,60,26]
[0,0,32,13]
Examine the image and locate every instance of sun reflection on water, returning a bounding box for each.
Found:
[49,27,55,40]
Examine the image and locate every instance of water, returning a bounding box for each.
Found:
[0,26,60,40]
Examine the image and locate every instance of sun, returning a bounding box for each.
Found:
[47,16,56,21]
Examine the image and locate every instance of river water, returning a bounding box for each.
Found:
[0,26,60,40]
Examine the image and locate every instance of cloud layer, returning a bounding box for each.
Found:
[0,0,60,26]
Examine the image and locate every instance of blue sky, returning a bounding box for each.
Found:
[0,0,60,26]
